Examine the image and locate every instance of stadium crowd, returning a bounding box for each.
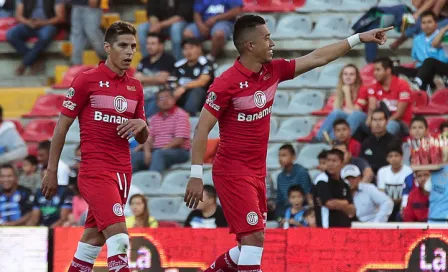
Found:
[1,0,448,229]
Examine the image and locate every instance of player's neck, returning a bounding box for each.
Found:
[239,55,262,73]
[105,59,125,77]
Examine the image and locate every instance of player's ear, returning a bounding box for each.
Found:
[104,41,111,55]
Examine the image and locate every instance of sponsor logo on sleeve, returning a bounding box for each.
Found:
[66,87,75,99]
[63,100,77,111]
[206,92,220,111]
[399,91,410,100]
[368,88,375,95]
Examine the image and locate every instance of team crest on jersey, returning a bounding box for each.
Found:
[114,96,128,113]
[253,91,267,108]
[246,212,259,226]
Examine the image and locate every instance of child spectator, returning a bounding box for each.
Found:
[64,183,88,227]
[410,116,429,139]
[439,121,448,136]
[403,170,430,222]
[333,119,361,157]
[377,146,413,222]
[275,144,312,219]
[126,194,158,228]
[317,150,328,174]
[282,185,308,228]
[184,185,227,228]
[303,208,316,227]
[19,155,41,192]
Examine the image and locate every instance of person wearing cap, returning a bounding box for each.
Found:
[341,164,393,223]
[172,38,215,116]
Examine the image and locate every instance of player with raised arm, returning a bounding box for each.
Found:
[184,14,392,272]
[41,21,148,272]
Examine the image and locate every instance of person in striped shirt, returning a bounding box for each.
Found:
[131,89,191,173]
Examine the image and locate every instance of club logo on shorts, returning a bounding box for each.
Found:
[246,211,259,226]
[253,91,267,108]
[114,96,128,113]
[113,203,124,216]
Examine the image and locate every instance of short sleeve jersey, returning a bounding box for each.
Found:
[204,58,296,176]
[60,62,146,173]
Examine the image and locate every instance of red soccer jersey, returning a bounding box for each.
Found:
[354,85,369,112]
[60,62,146,173]
[204,58,296,177]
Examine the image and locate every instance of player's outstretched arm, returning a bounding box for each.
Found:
[293,26,394,77]
[41,114,74,199]
[184,108,218,209]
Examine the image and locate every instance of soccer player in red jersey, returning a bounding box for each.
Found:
[41,21,148,272]
[184,14,393,272]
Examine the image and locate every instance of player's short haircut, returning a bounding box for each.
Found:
[372,108,389,120]
[288,184,305,197]
[421,10,438,21]
[156,88,173,100]
[203,185,217,200]
[279,144,296,156]
[332,118,350,129]
[104,21,136,45]
[440,121,448,133]
[411,115,428,128]
[303,207,315,218]
[147,32,166,44]
[374,57,393,70]
[387,145,403,156]
[0,164,17,177]
[327,148,344,162]
[182,37,202,48]
[24,155,38,166]
[317,150,328,160]
[233,14,266,54]
[38,140,51,151]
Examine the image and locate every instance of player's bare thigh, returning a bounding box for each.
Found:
[240,231,265,247]
[80,222,128,246]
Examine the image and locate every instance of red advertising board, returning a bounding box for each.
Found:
[53,228,448,272]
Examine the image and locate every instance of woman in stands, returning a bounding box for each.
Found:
[315,64,364,142]
[126,194,158,228]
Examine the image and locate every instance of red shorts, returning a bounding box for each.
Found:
[213,174,267,240]
[78,170,131,231]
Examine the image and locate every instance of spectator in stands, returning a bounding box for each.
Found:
[377,146,413,222]
[428,165,448,223]
[0,0,15,17]
[281,185,308,228]
[7,0,65,75]
[64,182,87,227]
[315,64,366,141]
[316,150,328,173]
[138,0,194,60]
[302,208,316,227]
[0,105,28,165]
[361,109,401,174]
[131,89,190,173]
[333,141,374,183]
[70,0,106,65]
[19,155,41,192]
[37,140,70,185]
[28,165,73,227]
[403,170,430,222]
[275,144,312,219]
[410,115,429,139]
[0,164,33,226]
[172,38,214,116]
[185,184,227,228]
[313,149,355,228]
[134,32,175,117]
[333,119,361,157]
[126,194,158,228]
[341,164,393,223]
[440,121,448,136]
[183,0,243,61]
[394,11,448,92]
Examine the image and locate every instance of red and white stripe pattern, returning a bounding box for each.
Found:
[149,107,191,150]
[232,80,278,111]
[116,173,128,198]
[90,95,137,114]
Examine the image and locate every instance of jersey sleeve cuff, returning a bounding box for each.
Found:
[286,59,296,80]
[203,104,220,118]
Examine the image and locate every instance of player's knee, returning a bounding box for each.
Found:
[106,233,130,256]
[241,231,264,247]
[80,230,106,247]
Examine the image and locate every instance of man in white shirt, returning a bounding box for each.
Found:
[377,146,413,221]
[341,164,393,223]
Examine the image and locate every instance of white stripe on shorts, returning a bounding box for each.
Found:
[116,172,123,190]
[123,174,127,198]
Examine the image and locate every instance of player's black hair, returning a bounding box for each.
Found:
[288,184,305,197]
[24,155,38,166]
[410,115,428,128]
[182,37,202,48]
[279,144,296,156]
[332,118,350,130]
[104,21,136,45]
[38,140,51,151]
[372,108,389,121]
[317,150,328,160]
[327,148,345,162]
[233,14,266,54]
[374,57,394,70]
[203,185,217,200]
[421,10,438,21]
[0,164,17,177]
[147,32,166,44]
[387,145,403,156]
[303,207,315,218]
[440,121,448,133]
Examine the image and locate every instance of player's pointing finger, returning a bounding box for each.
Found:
[379,26,394,32]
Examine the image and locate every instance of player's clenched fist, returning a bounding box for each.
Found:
[117,119,147,139]
[184,177,203,209]
[41,169,58,199]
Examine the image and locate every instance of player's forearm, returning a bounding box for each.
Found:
[311,40,351,67]
[135,127,149,144]
[191,126,208,165]
[48,117,72,171]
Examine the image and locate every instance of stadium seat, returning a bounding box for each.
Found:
[334,0,377,11]
[360,63,374,78]
[427,117,447,136]
[313,62,346,88]
[66,118,80,144]
[131,51,142,68]
[149,197,183,221]
[308,15,352,38]
[413,89,448,115]
[189,117,199,137]
[259,14,277,33]
[132,171,163,195]
[134,10,147,25]
[27,142,38,157]
[287,90,325,115]
[297,143,331,169]
[0,18,18,41]
[159,170,190,195]
[312,94,336,116]
[379,0,402,5]
[266,143,282,169]
[101,13,120,29]
[269,169,282,188]
[0,87,46,118]
[215,63,233,77]
[243,0,301,12]
[273,117,314,141]
[278,69,320,89]
[298,118,325,142]
[22,119,57,142]
[308,169,322,181]
[83,50,100,66]
[272,14,312,39]
[203,170,214,185]
[124,185,144,216]
[266,221,279,228]
[270,117,279,138]
[8,119,24,136]
[272,91,290,115]
[53,65,96,89]
[54,65,69,84]
[22,94,65,118]
[297,0,342,12]
[411,91,429,113]
[60,144,78,165]
[204,139,219,164]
